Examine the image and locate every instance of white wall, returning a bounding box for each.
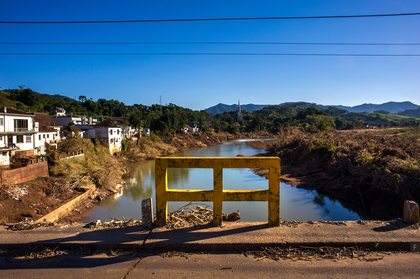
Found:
[1,114,36,151]
[34,131,59,154]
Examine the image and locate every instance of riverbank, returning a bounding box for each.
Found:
[61,131,277,222]
[0,131,277,224]
[119,130,275,163]
[247,128,420,220]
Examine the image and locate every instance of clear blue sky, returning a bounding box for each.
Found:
[1,0,419,110]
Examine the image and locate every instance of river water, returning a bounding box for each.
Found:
[84,139,374,222]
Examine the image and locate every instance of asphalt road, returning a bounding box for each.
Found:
[1,250,420,279]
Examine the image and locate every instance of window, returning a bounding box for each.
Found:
[14,119,28,132]
[117,130,120,135]
[0,118,3,125]
[0,136,2,141]
[47,134,49,139]
[109,130,113,135]
[17,135,24,143]
[39,135,41,140]
[26,135,32,143]
[43,134,45,139]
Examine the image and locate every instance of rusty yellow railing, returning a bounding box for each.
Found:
[155,157,280,227]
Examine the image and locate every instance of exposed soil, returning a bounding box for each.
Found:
[0,176,117,224]
[0,177,82,224]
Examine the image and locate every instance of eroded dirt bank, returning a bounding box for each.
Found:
[247,129,420,220]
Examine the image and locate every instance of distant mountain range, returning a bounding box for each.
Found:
[204,103,267,115]
[204,101,419,115]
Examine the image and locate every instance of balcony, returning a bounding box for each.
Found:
[0,128,39,135]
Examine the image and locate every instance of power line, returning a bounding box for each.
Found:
[1,41,420,46]
[1,52,419,56]
[1,12,420,24]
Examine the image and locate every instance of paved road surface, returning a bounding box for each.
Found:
[1,251,420,278]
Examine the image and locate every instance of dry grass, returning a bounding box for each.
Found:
[49,138,126,191]
[269,128,420,219]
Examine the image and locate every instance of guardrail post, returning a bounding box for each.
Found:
[213,166,223,226]
[155,158,168,227]
[268,163,280,226]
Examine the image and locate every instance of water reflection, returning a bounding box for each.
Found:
[84,139,374,222]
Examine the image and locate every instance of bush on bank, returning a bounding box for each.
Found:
[269,128,420,219]
[48,138,126,191]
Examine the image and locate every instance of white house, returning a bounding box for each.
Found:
[88,126,122,154]
[85,119,124,154]
[51,107,66,117]
[34,124,60,155]
[0,107,38,166]
[33,113,62,154]
[185,124,199,133]
[53,116,98,126]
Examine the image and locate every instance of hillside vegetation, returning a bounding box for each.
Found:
[1,88,419,137]
[48,138,126,192]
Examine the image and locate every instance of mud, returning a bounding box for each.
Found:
[0,177,83,224]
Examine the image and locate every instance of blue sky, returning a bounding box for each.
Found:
[1,0,419,110]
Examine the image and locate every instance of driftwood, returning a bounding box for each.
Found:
[166,202,241,229]
[245,246,388,261]
[88,217,142,230]
[11,221,55,231]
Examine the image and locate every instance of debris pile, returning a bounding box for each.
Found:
[9,154,39,169]
[1,245,97,262]
[166,202,241,229]
[1,245,140,262]
[11,221,55,231]
[4,184,29,201]
[88,217,142,230]
[245,246,389,261]
[167,203,214,229]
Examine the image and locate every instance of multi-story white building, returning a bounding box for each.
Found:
[53,116,98,126]
[82,119,123,154]
[33,113,61,154]
[81,118,140,154]
[0,107,38,166]
[87,126,122,154]
[33,124,60,154]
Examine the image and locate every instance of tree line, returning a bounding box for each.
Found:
[4,88,419,135]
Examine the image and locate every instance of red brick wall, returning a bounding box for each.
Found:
[1,161,49,185]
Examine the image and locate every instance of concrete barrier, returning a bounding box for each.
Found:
[61,150,85,160]
[35,184,96,223]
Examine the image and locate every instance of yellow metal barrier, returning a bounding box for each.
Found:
[155,157,280,227]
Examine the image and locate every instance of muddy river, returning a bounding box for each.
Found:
[84,139,375,222]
